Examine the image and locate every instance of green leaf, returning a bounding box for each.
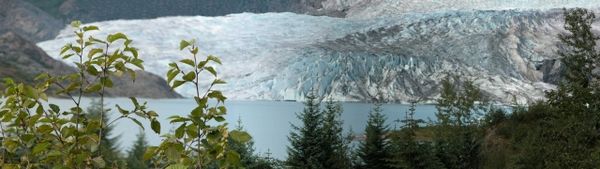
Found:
[169,62,180,69]
[36,125,53,134]
[86,66,100,76]
[175,123,186,139]
[166,146,180,162]
[147,111,159,117]
[192,47,199,54]
[100,77,113,88]
[62,54,74,59]
[49,104,60,112]
[89,37,106,44]
[88,48,103,59]
[207,55,222,64]
[168,116,189,123]
[131,58,144,70]
[205,66,217,76]
[186,125,198,139]
[128,117,144,130]
[47,150,62,157]
[32,142,50,155]
[191,106,203,117]
[34,73,49,81]
[107,33,128,43]
[85,83,102,93]
[230,130,252,143]
[92,157,106,168]
[215,116,225,122]
[179,40,191,50]
[172,80,185,89]
[217,106,227,115]
[116,105,129,115]
[166,164,188,169]
[83,25,99,32]
[208,90,227,102]
[72,46,82,53]
[151,119,161,134]
[197,60,208,68]
[180,59,195,67]
[182,72,196,81]
[226,151,241,165]
[167,69,179,84]
[70,20,82,28]
[60,44,72,55]
[143,146,157,160]
[213,79,226,85]
[197,97,208,107]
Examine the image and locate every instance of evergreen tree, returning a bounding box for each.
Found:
[249,149,286,169]
[432,76,483,169]
[86,100,125,168]
[358,103,392,169]
[126,131,150,169]
[286,94,325,169]
[389,101,444,169]
[321,100,352,169]
[514,8,600,168]
[229,118,283,169]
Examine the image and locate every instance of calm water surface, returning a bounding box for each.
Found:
[49,98,438,159]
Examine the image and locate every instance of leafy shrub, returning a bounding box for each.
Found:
[0,21,249,169]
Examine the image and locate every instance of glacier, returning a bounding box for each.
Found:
[37,3,600,103]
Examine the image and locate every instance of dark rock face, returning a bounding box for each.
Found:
[32,0,333,22]
[110,70,182,99]
[0,32,181,98]
[0,0,63,42]
[0,32,72,83]
[538,59,564,85]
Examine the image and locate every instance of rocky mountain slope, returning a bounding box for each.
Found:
[0,32,181,98]
[0,0,63,42]
[27,0,335,23]
[316,0,600,19]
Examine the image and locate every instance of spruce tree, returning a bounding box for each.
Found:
[227,118,277,169]
[390,101,444,169]
[286,94,325,169]
[515,8,600,168]
[432,76,483,169]
[321,100,352,169]
[126,131,150,169]
[86,100,124,168]
[358,103,392,169]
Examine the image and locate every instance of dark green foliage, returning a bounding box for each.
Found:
[286,95,353,169]
[432,76,484,169]
[357,103,392,169]
[126,131,150,169]
[558,8,599,88]
[0,21,245,168]
[286,94,325,169]
[389,101,444,169]
[0,21,159,168]
[86,100,125,168]
[482,108,507,127]
[229,126,256,168]
[511,8,600,169]
[321,100,353,169]
[218,119,282,169]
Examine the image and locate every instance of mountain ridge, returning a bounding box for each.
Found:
[0,32,181,98]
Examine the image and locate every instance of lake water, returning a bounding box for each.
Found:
[48,98,438,159]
